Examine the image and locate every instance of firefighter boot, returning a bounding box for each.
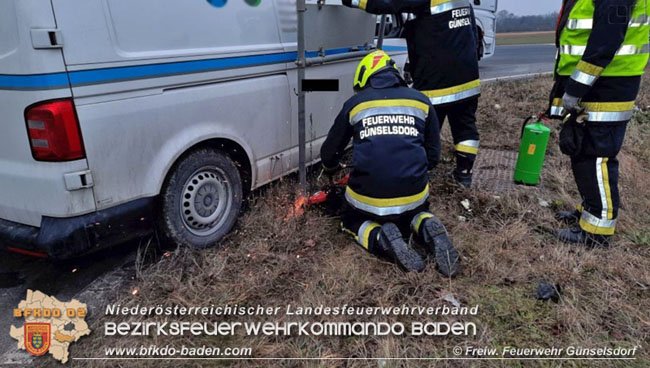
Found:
[555,210,580,225]
[420,217,460,277]
[451,152,474,188]
[450,169,472,188]
[377,223,425,272]
[555,227,610,248]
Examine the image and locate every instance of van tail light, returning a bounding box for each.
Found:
[25,100,85,162]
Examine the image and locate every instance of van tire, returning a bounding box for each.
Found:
[158,148,242,249]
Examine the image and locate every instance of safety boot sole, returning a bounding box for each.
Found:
[379,223,425,272]
[555,227,610,248]
[422,217,460,277]
[555,210,580,226]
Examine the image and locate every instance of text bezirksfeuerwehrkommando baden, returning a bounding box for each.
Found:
[104,304,480,337]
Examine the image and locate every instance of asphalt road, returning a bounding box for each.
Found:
[0,42,558,363]
[480,43,556,80]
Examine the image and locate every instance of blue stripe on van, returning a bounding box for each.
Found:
[0,73,70,90]
[382,46,409,52]
[0,46,408,90]
[68,51,297,85]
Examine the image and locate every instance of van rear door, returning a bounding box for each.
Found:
[0,0,95,227]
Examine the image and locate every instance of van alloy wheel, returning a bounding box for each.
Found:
[180,167,233,236]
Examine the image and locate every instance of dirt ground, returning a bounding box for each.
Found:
[62,75,650,367]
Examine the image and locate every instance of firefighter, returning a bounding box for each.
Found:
[321,51,460,276]
[550,0,649,246]
[342,0,481,187]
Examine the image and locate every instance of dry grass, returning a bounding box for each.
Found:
[64,75,650,368]
[496,31,555,46]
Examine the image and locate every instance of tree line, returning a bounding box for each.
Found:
[497,10,559,33]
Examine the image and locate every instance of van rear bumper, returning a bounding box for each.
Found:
[0,198,154,259]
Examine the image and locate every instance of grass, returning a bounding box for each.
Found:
[496,31,555,46]
[59,75,650,367]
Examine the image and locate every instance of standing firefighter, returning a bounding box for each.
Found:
[343,0,481,187]
[321,51,460,276]
[550,0,649,246]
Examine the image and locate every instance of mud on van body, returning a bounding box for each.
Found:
[0,0,407,258]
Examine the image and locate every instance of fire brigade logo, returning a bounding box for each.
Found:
[24,323,51,356]
[10,290,91,363]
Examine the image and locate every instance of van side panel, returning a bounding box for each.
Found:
[0,0,95,227]
[50,0,294,209]
[0,0,66,74]
[276,1,403,174]
[51,0,285,66]
[75,75,291,210]
[0,1,19,61]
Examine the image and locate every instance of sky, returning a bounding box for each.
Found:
[498,0,562,16]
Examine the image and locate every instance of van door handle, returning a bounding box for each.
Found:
[31,29,63,49]
[64,170,94,191]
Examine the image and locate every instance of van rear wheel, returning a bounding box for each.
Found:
[159,148,242,249]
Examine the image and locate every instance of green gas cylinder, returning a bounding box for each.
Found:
[514,117,551,185]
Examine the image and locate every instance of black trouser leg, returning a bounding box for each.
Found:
[571,155,620,236]
[570,122,626,236]
[340,203,430,257]
[435,97,480,174]
[340,205,383,257]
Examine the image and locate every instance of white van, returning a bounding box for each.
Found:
[0,0,407,258]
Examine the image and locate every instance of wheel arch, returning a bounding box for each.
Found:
[193,138,253,196]
[159,137,254,198]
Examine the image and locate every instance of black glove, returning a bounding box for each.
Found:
[403,62,413,85]
[322,163,343,176]
[342,0,353,7]
[403,70,413,85]
[428,170,436,183]
[559,111,586,156]
[427,160,438,171]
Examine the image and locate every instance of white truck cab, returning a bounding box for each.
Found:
[0,0,407,258]
[473,0,498,59]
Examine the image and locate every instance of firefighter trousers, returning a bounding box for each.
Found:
[434,97,480,173]
[340,202,434,258]
[570,122,627,236]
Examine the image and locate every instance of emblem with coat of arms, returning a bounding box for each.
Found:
[24,323,51,356]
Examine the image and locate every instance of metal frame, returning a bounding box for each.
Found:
[295,3,386,191]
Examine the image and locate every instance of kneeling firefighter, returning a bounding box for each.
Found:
[342,0,481,187]
[549,0,649,246]
[320,51,460,275]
